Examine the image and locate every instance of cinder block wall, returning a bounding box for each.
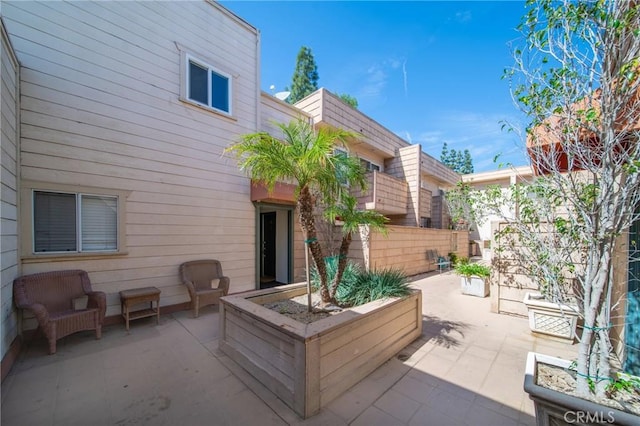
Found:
[364,226,468,276]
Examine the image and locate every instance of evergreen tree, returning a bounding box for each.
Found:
[440,142,450,165]
[461,149,474,174]
[440,143,474,174]
[338,93,358,109]
[288,46,319,104]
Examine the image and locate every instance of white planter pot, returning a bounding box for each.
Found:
[460,276,489,297]
[523,293,579,340]
[524,352,639,425]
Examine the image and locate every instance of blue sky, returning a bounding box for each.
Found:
[222,1,531,172]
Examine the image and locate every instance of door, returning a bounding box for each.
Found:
[625,218,640,375]
[261,212,276,281]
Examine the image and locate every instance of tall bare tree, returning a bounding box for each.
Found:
[453,0,640,399]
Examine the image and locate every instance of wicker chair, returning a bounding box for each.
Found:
[179,260,230,317]
[13,270,106,354]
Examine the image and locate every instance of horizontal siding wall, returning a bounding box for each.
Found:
[419,188,432,222]
[367,225,468,276]
[310,89,407,158]
[3,1,260,319]
[385,145,420,226]
[1,19,20,359]
[260,92,310,137]
[431,195,448,230]
[420,151,460,185]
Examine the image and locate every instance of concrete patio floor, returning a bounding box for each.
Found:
[1,271,578,425]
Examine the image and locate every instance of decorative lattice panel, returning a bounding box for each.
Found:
[533,312,572,337]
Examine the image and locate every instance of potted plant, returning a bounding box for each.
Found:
[524,352,640,426]
[454,262,490,297]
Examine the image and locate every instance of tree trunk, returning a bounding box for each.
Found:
[330,232,352,301]
[297,186,331,303]
[575,249,612,398]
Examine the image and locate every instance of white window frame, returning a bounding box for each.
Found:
[184,53,233,116]
[359,157,382,172]
[31,189,120,255]
[28,188,127,255]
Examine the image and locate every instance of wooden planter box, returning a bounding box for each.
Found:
[219,283,423,418]
[524,352,639,425]
[523,293,579,341]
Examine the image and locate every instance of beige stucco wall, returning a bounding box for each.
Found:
[0,17,20,359]
[3,1,260,321]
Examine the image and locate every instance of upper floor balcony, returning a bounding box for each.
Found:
[355,171,408,215]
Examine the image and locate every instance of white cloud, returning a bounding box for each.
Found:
[400,111,529,172]
[455,10,472,23]
[359,64,388,99]
[357,56,408,103]
[402,60,408,98]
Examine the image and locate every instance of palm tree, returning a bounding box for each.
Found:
[323,194,388,301]
[226,119,367,305]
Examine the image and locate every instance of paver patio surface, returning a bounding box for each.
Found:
[1,271,577,425]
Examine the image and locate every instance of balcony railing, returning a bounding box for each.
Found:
[355,171,408,215]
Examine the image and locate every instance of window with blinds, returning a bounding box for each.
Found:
[33,191,118,253]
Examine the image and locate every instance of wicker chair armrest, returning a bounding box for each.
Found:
[183,280,197,297]
[86,291,106,307]
[218,276,230,295]
[86,291,106,323]
[27,303,50,326]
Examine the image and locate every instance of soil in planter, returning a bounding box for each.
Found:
[262,291,343,324]
[537,363,640,416]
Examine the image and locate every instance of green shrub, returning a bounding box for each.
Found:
[454,262,490,278]
[336,267,410,307]
[310,256,360,292]
[448,252,458,266]
[310,258,411,307]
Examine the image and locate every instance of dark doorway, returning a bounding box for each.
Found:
[256,205,293,289]
[261,212,276,283]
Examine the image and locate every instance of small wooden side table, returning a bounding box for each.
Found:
[119,286,161,331]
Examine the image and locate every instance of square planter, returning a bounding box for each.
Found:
[523,293,579,340]
[460,276,489,297]
[219,283,422,418]
[524,352,639,425]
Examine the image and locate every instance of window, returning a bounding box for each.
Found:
[333,148,350,185]
[360,158,381,172]
[186,54,232,114]
[333,148,348,157]
[33,191,118,253]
